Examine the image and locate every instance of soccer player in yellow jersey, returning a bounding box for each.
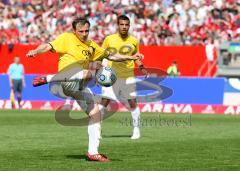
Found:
[100,15,148,139]
[26,18,143,162]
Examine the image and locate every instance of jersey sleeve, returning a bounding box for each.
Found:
[49,33,68,53]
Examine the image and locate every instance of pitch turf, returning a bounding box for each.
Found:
[0,110,240,171]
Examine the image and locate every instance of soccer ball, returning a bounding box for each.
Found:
[96,66,117,87]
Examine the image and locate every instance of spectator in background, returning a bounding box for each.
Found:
[7,56,25,109]
[167,60,180,77]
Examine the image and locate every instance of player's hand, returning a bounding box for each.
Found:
[145,72,150,79]
[140,68,149,78]
[144,71,150,79]
[132,53,144,60]
[26,50,38,58]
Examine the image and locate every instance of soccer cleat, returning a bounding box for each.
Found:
[131,127,140,140]
[33,76,47,87]
[86,152,110,162]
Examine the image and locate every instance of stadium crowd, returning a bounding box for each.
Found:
[0,0,239,45]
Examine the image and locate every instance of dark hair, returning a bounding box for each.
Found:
[72,18,90,30]
[117,15,130,24]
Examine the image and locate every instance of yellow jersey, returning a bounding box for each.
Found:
[102,33,139,78]
[49,32,105,71]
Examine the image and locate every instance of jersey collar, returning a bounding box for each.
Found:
[117,33,129,40]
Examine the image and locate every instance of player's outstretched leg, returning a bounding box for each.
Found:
[32,75,54,87]
[33,70,92,87]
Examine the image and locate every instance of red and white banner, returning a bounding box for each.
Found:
[1,100,240,115]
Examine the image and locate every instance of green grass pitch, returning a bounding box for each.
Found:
[0,110,240,171]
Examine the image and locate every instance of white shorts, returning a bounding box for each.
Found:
[102,77,137,101]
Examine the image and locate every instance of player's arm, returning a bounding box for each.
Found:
[26,43,52,57]
[107,52,144,61]
[8,76,13,89]
[92,41,144,62]
[27,33,68,58]
[26,43,53,87]
[134,40,148,77]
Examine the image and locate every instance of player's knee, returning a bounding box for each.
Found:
[88,106,101,123]
[83,70,93,80]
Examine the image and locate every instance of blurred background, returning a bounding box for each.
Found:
[0,0,240,114]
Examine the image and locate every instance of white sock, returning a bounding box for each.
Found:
[97,104,106,138]
[46,75,54,82]
[131,107,140,128]
[88,119,101,155]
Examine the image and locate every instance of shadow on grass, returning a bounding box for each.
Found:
[102,135,131,138]
[66,155,86,160]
